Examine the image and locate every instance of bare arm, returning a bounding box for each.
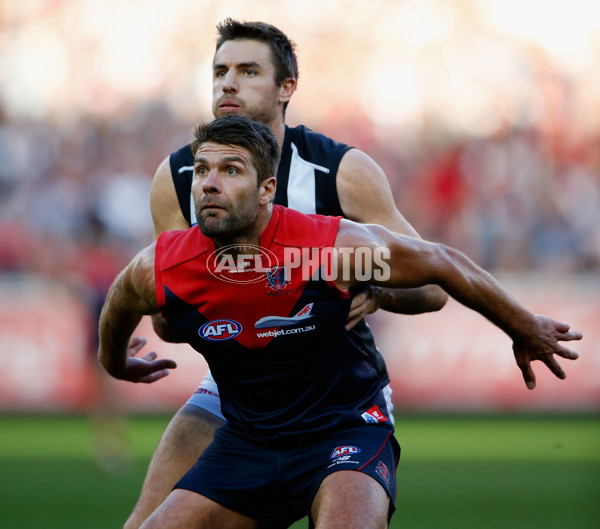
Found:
[148,156,189,342]
[334,221,582,389]
[150,156,190,239]
[336,149,448,326]
[98,244,177,382]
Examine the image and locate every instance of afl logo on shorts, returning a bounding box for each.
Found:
[330,445,361,459]
[199,320,242,341]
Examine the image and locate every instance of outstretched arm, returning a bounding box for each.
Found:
[334,221,582,389]
[98,244,177,382]
[337,149,447,327]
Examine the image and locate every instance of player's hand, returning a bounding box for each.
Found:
[512,316,581,390]
[345,286,380,330]
[119,336,177,383]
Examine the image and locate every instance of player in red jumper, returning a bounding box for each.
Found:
[98,115,581,529]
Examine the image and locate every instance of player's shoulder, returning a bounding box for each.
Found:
[156,227,211,271]
[169,143,194,175]
[286,124,352,153]
[274,205,341,248]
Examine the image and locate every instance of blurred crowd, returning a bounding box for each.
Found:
[321,101,600,274]
[0,0,599,305]
[1,94,598,292]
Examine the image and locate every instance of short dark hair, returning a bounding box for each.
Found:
[216,19,298,113]
[191,115,280,185]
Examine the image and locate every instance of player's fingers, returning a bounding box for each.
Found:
[349,291,368,310]
[138,369,171,384]
[518,361,536,390]
[553,346,579,360]
[347,303,368,320]
[344,313,363,331]
[557,330,583,342]
[152,358,177,371]
[345,301,370,329]
[128,337,147,356]
[540,355,566,380]
[141,351,158,362]
[549,319,571,333]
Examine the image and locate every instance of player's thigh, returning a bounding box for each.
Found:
[165,403,225,451]
[304,427,399,529]
[147,404,225,476]
[124,405,225,529]
[311,471,389,529]
[140,489,259,529]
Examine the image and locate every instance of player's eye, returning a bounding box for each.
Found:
[244,69,256,76]
[214,69,226,78]
[195,166,209,176]
[226,167,239,175]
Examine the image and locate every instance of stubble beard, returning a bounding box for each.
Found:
[213,98,279,127]
[196,195,260,240]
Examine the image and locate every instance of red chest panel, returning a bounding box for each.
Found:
[155,206,346,350]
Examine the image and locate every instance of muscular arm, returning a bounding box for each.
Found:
[98,245,176,382]
[334,221,581,389]
[148,156,189,342]
[336,149,448,318]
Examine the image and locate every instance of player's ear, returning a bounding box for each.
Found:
[259,177,277,205]
[278,77,296,105]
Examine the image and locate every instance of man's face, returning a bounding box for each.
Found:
[192,141,261,239]
[212,39,281,126]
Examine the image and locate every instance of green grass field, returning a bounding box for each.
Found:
[1,414,598,529]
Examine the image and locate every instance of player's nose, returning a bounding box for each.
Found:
[202,169,221,192]
[222,70,239,93]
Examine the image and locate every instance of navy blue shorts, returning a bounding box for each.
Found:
[175,423,400,528]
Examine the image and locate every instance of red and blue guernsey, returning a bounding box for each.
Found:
[155,205,392,443]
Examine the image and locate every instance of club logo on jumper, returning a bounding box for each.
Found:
[266,266,289,290]
[361,405,389,424]
[375,460,391,486]
[199,319,242,341]
[207,244,279,285]
[330,445,361,459]
[254,303,315,329]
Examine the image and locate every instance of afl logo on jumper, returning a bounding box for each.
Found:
[207,244,279,285]
[199,320,242,341]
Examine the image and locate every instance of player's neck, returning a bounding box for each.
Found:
[266,118,286,147]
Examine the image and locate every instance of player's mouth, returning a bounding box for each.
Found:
[219,99,242,112]
[202,203,226,211]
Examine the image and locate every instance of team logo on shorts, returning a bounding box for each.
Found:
[330,445,361,459]
[361,405,389,424]
[199,319,242,341]
[375,460,391,486]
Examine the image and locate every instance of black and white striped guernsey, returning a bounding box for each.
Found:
[168,124,390,385]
